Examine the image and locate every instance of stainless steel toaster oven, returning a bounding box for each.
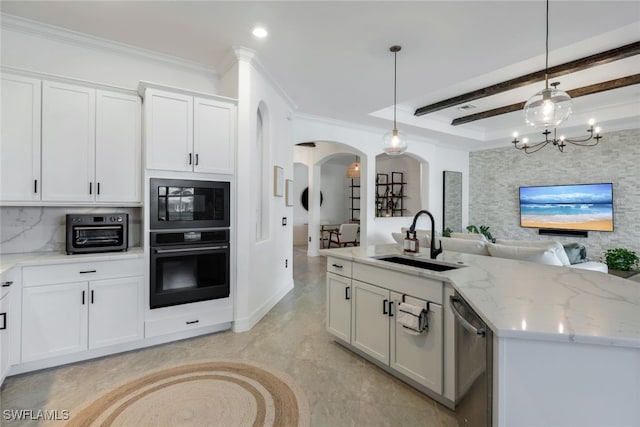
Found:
[66,213,128,255]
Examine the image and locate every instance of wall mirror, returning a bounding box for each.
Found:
[443,171,463,233]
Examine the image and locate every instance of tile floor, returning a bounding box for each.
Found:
[0,247,457,426]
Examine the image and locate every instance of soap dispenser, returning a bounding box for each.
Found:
[403,231,411,252]
[412,231,420,253]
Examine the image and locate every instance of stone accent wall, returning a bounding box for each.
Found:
[469,128,640,263]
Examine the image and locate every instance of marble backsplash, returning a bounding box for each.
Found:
[0,207,142,254]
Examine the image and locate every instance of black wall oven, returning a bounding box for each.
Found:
[149,178,230,230]
[150,229,230,309]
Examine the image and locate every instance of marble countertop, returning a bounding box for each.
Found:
[0,247,144,275]
[321,244,640,349]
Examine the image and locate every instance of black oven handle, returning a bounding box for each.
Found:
[154,246,228,254]
[73,226,123,230]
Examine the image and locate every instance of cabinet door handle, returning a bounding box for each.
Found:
[389,301,395,317]
[91,290,94,304]
[1,281,12,287]
[0,313,6,330]
[97,182,100,195]
[79,270,97,274]
[195,153,199,166]
[332,263,343,269]
[189,153,193,165]
[186,320,199,325]
[345,286,351,300]
[382,299,388,315]
[34,179,38,194]
[82,290,85,305]
[89,182,92,195]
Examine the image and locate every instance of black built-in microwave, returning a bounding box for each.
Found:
[149,178,230,230]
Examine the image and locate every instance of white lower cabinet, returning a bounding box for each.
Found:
[327,259,445,396]
[326,272,352,342]
[390,292,443,394]
[21,264,143,363]
[0,288,12,384]
[351,280,390,364]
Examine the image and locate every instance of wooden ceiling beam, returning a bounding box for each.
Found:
[451,74,640,126]
[414,41,640,117]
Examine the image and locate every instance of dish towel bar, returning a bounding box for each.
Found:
[397,301,428,335]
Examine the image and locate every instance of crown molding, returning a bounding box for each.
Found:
[1,13,217,77]
[219,45,297,112]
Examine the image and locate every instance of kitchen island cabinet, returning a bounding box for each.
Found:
[325,253,449,404]
[322,244,640,427]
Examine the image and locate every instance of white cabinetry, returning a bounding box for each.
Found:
[141,84,236,174]
[42,81,141,203]
[95,90,142,202]
[326,258,446,396]
[0,268,17,385]
[21,259,143,363]
[1,72,141,205]
[326,273,351,342]
[1,74,41,202]
[390,292,443,394]
[42,80,96,202]
[351,280,390,364]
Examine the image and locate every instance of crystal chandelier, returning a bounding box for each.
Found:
[512,0,603,154]
[382,45,408,155]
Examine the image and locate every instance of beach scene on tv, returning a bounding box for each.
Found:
[519,183,614,231]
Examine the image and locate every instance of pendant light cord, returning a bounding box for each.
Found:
[545,0,549,89]
[393,49,397,130]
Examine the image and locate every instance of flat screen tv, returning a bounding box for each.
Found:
[519,183,613,232]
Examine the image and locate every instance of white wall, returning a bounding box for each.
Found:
[292,114,470,255]
[1,15,218,93]
[233,49,295,331]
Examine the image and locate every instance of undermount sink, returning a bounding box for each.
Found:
[375,255,463,272]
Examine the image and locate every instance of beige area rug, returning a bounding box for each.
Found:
[67,361,310,427]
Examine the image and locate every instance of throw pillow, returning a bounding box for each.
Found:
[495,239,571,266]
[438,237,489,256]
[563,243,588,264]
[487,243,564,266]
[450,232,488,242]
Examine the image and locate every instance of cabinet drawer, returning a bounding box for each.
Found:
[23,258,144,287]
[353,263,442,304]
[145,306,232,338]
[327,257,352,277]
[1,267,19,299]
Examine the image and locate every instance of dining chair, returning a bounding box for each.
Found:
[328,224,359,248]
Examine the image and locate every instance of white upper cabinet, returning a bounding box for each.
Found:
[193,96,235,174]
[41,80,96,202]
[1,74,42,202]
[144,89,193,172]
[142,84,236,174]
[95,90,142,203]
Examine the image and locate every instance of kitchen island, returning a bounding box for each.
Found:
[321,244,640,427]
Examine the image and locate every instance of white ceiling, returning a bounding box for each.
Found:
[2,1,639,151]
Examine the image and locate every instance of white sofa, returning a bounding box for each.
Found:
[392,231,607,273]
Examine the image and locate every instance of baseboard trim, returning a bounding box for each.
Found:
[232,279,294,332]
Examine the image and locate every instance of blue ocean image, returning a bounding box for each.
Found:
[519,184,613,231]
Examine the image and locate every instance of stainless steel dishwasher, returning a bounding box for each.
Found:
[450,292,493,427]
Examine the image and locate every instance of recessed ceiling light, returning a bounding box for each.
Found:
[252,27,268,39]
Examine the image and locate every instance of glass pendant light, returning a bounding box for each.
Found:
[382,45,408,155]
[523,0,572,129]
